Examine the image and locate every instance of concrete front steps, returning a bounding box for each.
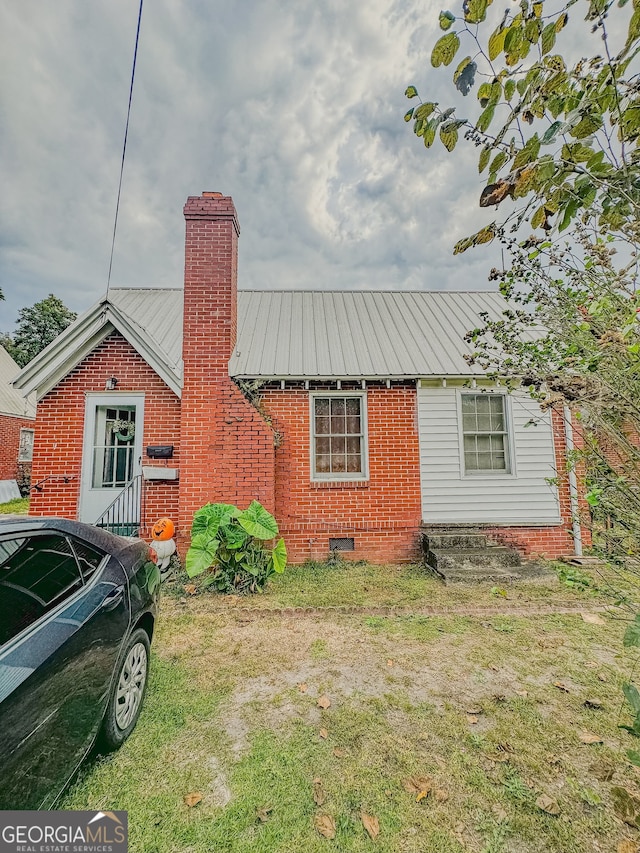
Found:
[421,526,550,583]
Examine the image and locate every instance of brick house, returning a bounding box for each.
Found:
[0,345,36,494]
[13,192,585,562]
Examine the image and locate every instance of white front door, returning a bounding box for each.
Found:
[79,394,145,524]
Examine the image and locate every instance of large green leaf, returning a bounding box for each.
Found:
[271,538,288,574]
[624,681,640,715]
[541,22,556,55]
[220,523,250,550]
[478,146,491,173]
[624,616,640,648]
[238,500,279,539]
[431,32,461,67]
[477,103,496,132]
[414,102,437,120]
[185,534,219,578]
[191,502,240,538]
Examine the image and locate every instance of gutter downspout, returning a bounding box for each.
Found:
[563,404,583,557]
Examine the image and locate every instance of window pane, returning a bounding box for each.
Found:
[331,399,345,417]
[476,453,494,470]
[346,416,361,434]
[476,395,490,413]
[463,434,477,453]
[331,415,346,434]
[332,455,346,473]
[72,539,105,583]
[462,413,477,432]
[346,398,360,415]
[331,437,346,455]
[490,412,505,431]
[476,435,491,452]
[315,416,330,435]
[461,396,475,413]
[476,413,492,431]
[315,399,330,417]
[347,454,362,473]
[316,455,331,473]
[316,437,330,455]
[346,436,361,454]
[490,396,504,413]
[464,451,478,470]
[0,535,83,645]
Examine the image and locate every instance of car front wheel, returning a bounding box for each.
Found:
[100,628,150,750]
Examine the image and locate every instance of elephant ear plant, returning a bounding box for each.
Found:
[185,501,287,593]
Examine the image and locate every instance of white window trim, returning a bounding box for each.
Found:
[457,390,517,479]
[18,428,35,463]
[309,391,369,482]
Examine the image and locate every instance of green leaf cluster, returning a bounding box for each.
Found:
[185,500,287,593]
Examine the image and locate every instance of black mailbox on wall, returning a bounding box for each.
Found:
[146,445,174,459]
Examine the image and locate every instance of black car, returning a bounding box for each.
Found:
[0,517,160,809]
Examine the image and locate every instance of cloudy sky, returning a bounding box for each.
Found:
[1,0,517,330]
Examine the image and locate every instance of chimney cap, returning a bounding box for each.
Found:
[201,191,223,198]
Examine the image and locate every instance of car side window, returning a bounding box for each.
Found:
[0,534,84,646]
[69,538,106,583]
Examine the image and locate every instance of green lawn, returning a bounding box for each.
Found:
[62,562,640,852]
[0,496,29,514]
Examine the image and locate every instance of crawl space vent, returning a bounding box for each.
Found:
[329,537,355,552]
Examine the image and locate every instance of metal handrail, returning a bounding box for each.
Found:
[94,474,143,537]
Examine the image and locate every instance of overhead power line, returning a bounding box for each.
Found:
[106,0,144,295]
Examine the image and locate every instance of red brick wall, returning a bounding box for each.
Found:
[29,332,181,532]
[487,405,589,558]
[261,384,423,564]
[178,193,275,554]
[0,413,34,485]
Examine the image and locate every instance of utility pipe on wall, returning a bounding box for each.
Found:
[563,404,583,557]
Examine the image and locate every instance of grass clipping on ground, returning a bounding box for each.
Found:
[64,563,640,852]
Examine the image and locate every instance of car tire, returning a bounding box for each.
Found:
[100,627,150,751]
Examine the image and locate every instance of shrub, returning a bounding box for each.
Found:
[185,501,287,593]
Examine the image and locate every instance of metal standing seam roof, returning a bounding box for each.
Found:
[0,346,35,418]
[230,290,511,377]
[12,288,514,398]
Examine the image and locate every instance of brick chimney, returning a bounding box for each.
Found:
[182,192,240,373]
[178,192,275,552]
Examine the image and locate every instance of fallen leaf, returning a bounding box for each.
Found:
[332,747,346,758]
[317,694,332,709]
[435,788,449,803]
[492,693,506,702]
[297,682,308,693]
[612,786,640,827]
[515,690,529,698]
[598,672,608,682]
[589,760,615,782]
[313,778,327,806]
[184,584,197,595]
[387,659,394,667]
[404,775,433,801]
[183,792,203,808]
[487,752,510,763]
[466,707,482,715]
[554,681,570,693]
[618,840,638,853]
[584,698,604,709]
[361,812,380,840]
[581,612,605,625]
[314,814,336,839]
[256,806,273,823]
[536,793,560,815]
[492,803,508,822]
[579,731,604,744]
[319,727,328,739]
[467,714,479,725]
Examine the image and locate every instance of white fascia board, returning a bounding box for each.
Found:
[105,307,182,398]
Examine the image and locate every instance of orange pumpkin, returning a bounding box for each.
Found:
[152,517,175,541]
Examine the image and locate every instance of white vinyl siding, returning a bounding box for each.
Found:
[418,384,561,524]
